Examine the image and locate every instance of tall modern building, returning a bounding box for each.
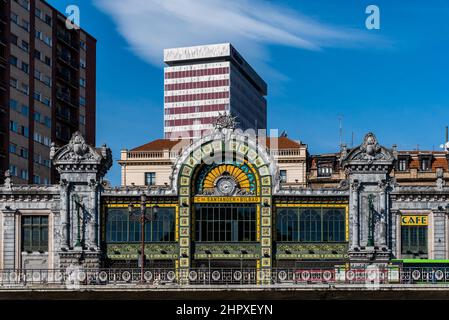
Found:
[163,43,267,139]
[0,0,96,184]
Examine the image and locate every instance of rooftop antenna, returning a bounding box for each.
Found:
[351,131,354,148]
[439,126,449,151]
[338,115,343,148]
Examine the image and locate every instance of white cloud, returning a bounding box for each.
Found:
[95,0,385,77]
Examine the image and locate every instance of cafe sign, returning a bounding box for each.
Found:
[401,215,428,226]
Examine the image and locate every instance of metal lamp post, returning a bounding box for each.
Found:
[128,194,159,283]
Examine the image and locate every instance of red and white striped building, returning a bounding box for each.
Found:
[163,43,267,139]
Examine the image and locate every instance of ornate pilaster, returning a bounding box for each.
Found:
[350,180,360,249]
[51,132,112,269]
[343,132,395,266]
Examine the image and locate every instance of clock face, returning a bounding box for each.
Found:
[215,177,236,195]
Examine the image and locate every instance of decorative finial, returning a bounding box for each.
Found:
[213,113,238,131]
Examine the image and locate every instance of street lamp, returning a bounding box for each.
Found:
[128,194,159,283]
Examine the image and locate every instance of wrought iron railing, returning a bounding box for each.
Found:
[1,267,449,287]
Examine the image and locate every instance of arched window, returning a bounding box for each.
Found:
[299,209,321,242]
[276,209,298,241]
[323,209,345,242]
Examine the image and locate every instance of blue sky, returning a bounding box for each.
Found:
[48,0,449,186]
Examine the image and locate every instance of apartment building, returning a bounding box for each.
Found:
[0,0,96,184]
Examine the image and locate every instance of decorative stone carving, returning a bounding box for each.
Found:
[359,132,380,160]
[436,168,445,190]
[342,132,394,168]
[213,113,238,131]
[51,132,112,178]
[3,170,12,189]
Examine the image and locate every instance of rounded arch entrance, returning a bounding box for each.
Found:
[171,131,277,274]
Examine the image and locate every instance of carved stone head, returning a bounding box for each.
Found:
[361,132,380,158]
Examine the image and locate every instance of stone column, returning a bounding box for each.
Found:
[433,210,446,259]
[59,180,70,249]
[87,180,99,249]
[1,209,18,269]
[378,181,387,247]
[350,181,360,249]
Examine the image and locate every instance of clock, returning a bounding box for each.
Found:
[215,177,236,195]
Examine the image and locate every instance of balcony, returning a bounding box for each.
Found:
[56,130,71,142]
[56,31,79,51]
[56,91,78,108]
[56,69,79,89]
[122,150,181,161]
[57,51,79,70]
[0,79,7,91]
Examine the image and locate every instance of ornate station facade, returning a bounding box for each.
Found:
[1,117,449,281]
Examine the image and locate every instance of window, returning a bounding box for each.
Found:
[299,209,322,242]
[43,76,52,87]
[145,172,156,186]
[21,62,29,74]
[35,30,42,40]
[20,169,28,180]
[317,162,333,177]
[42,97,51,107]
[44,116,51,128]
[279,170,287,183]
[80,40,87,50]
[11,12,18,24]
[21,19,30,32]
[79,96,86,106]
[34,91,41,101]
[80,78,86,87]
[14,0,30,11]
[419,156,432,171]
[106,208,175,243]
[33,175,40,184]
[34,69,41,80]
[9,143,17,154]
[195,204,257,242]
[21,40,29,52]
[21,216,48,252]
[44,56,51,66]
[276,207,346,242]
[9,121,18,133]
[9,99,18,110]
[80,58,86,69]
[10,55,18,67]
[397,156,409,171]
[401,226,427,256]
[21,104,29,116]
[44,14,52,25]
[9,165,18,176]
[20,83,29,95]
[79,115,85,125]
[322,210,345,242]
[20,147,28,159]
[43,136,51,146]
[10,34,18,45]
[10,78,18,89]
[34,49,42,60]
